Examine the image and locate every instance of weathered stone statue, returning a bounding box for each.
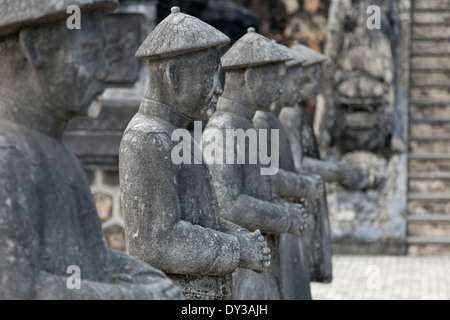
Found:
[279,43,368,191]
[253,42,330,287]
[0,0,182,299]
[203,28,310,300]
[120,8,271,300]
[314,0,408,254]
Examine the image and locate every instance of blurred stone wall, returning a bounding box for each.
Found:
[232,0,331,51]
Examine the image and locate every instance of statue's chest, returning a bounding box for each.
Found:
[233,119,273,201]
[177,152,221,230]
[34,142,107,274]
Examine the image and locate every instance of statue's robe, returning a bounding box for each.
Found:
[0,117,181,299]
[120,98,244,300]
[279,105,332,283]
[204,97,306,299]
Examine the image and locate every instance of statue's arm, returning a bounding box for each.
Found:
[302,157,369,190]
[270,168,324,201]
[301,156,344,182]
[120,131,241,276]
[203,128,291,235]
[33,271,182,300]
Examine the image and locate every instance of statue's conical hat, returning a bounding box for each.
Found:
[273,41,307,68]
[291,42,327,67]
[136,7,231,60]
[221,28,294,70]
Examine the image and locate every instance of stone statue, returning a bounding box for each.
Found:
[279,43,368,191]
[253,42,330,287]
[203,28,310,300]
[314,0,407,254]
[119,7,271,300]
[0,0,182,299]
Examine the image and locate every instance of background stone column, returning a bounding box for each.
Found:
[314,0,411,254]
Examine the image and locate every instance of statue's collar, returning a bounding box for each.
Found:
[216,97,255,121]
[139,98,193,129]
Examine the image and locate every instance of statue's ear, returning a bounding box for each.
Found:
[244,68,255,90]
[166,61,179,90]
[19,29,43,69]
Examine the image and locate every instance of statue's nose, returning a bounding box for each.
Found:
[214,77,223,96]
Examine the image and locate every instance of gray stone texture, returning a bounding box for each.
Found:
[204,29,311,299]
[315,0,410,254]
[120,8,271,300]
[270,57,332,283]
[0,0,183,299]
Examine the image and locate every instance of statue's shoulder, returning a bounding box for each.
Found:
[208,110,252,132]
[121,114,175,156]
[279,106,302,127]
[207,110,234,128]
[253,111,281,130]
[125,113,173,135]
[0,120,51,162]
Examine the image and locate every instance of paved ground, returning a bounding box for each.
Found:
[310,255,450,300]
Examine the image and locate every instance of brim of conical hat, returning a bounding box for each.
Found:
[291,43,327,66]
[221,31,294,70]
[276,43,307,68]
[135,11,230,60]
[0,0,118,38]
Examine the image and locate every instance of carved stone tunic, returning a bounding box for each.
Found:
[279,105,332,283]
[253,110,312,299]
[120,99,241,300]
[0,118,178,299]
[204,97,295,299]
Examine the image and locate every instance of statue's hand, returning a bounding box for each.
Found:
[339,167,369,191]
[303,174,325,201]
[237,230,271,273]
[287,203,308,238]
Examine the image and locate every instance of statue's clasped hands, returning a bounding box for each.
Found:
[237,230,271,273]
[287,204,308,238]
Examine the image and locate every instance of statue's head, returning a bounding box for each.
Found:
[289,42,326,104]
[136,7,230,120]
[242,62,286,112]
[0,0,118,119]
[277,43,306,108]
[221,28,294,112]
[300,63,323,102]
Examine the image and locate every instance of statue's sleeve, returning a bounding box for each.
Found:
[279,107,304,171]
[203,126,291,235]
[120,131,240,275]
[270,169,317,199]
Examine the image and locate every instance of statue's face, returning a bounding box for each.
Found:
[278,64,303,108]
[33,12,108,118]
[300,64,322,102]
[176,48,223,120]
[249,63,286,112]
